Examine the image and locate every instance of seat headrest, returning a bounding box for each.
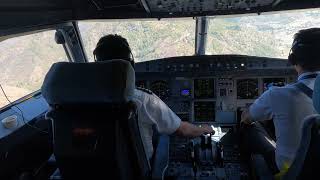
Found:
[41,60,135,105]
[313,75,320,113]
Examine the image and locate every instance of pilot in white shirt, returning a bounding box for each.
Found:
[241,28,320,173]
[132,88,181,158]
[93,34,214,160]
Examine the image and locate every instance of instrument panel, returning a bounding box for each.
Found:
[135,55,296,124]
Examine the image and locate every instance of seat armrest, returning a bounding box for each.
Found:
[152,135,170,180]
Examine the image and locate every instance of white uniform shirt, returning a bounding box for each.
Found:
[249,72,320,169]
[132,89,181,159]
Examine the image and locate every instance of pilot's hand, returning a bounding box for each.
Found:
[200,124,215,135]
[241,109,253,125]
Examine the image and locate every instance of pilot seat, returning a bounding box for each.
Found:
[41,60,150,180]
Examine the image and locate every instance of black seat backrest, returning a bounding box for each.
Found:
[284,76,320,179]
[41,60,150,180]
[298,117,320,179]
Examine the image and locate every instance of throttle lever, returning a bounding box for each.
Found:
[189,140,198,177]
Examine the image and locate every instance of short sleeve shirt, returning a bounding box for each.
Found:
[132,89,181,159]
[249,72,320,169]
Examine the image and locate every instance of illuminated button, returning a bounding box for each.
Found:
[241,63,245,67]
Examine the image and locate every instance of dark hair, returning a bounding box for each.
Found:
[93,34,134,67]
[288,28,320,71]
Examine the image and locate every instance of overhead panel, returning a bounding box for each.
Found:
[145,0,274,14]
[89,0,139,9]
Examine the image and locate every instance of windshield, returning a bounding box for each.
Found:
[79,9,320,62]
[78,19,195,62]
[206,9,320,58]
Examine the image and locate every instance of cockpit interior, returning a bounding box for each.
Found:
[1,0,320,180]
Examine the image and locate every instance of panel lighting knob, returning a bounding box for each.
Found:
[2,115,18,129]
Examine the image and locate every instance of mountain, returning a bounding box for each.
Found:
[79,9,320,62]
[0,30,67,107]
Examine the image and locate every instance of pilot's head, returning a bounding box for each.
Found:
[93,34,134,67]
[289,28,320,73]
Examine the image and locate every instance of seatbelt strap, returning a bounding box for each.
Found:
[298,74,318,81]
[294,82,313,99]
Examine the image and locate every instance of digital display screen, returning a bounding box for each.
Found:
[194,101,215,122]
[181,89,191,96]
[263,78,286,91]
[236,79,259,99]
[194,79,215,99]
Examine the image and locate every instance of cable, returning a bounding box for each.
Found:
[0,84,48,134]
[0,84,12,104]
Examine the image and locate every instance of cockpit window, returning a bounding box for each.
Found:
[78,19,195,62]
[0,30,68,108]
[206,9,320,59]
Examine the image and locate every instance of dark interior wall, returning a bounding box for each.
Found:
[0,116,52,179]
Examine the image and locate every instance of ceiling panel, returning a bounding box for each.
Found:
[145,0,275,14]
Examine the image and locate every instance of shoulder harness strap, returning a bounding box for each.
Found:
[294,82,313,99]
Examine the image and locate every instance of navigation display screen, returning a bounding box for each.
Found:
[194,101,215,122]
[263,78,286,91]
[194,79,215,99]
[236,79,259,99]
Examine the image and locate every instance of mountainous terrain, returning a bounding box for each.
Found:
[0,31,67,106]
[0,9,320,107]
[79,9,320,62]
